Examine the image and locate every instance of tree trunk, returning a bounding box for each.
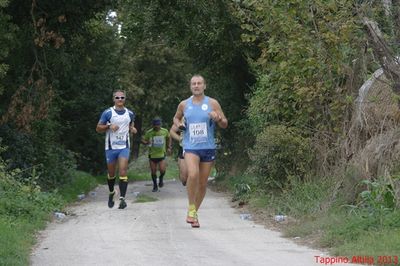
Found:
[363,17,400,103]
[131,115,142,159]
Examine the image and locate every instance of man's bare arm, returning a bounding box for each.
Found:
[210,98,228,129]
[173,101,185,128]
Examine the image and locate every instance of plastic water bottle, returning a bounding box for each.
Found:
[54,212,66,220]
[274,215,286,222]
[77,194,85,200]
[240,213,252,220]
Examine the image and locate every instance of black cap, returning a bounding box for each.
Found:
[152,118,161,125]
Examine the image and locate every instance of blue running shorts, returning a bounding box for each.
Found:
[105,148,130,164]
[184,149,216,162]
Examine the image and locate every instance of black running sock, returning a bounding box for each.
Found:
[159,172,165,181]
[151,174,157,187]
[119,180,128,198]
[107,177,116,192]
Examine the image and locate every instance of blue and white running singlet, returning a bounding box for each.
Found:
[104,107,132,150]
[183,96,215,150]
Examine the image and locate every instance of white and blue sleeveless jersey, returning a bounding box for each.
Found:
[98,107,135,150]
[183,96,215,150]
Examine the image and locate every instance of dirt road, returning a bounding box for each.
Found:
[30,180,354,266]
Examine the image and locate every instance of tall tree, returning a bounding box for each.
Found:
[0,0,119,186]
[0,0,16,98]
[118,0,254,157]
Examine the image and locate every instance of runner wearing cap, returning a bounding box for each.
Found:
[141,117,171,192]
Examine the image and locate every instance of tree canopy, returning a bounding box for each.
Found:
[1,0,399,193]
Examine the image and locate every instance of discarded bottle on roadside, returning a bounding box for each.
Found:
[77,194,85,200]
[274,215,286,222]
[54,212,66,220]
[240,213,252,220]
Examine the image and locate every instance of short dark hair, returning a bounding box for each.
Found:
[190,74,206,85]
[113,90,125,97]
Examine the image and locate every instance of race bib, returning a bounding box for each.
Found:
[112,133,127,146]
[152,136,165,148]
[189,122,208,143]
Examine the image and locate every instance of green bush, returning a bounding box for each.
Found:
[59,170,97,203]
[256,177,335,218]
[343,177,398,228]
[358,178,396,213]
[0,123,77,190]
[0,153,67,265]
[247,125,313,189]
[0,167,63,220]
[232,181,252,204]
[36,145,77,190]
[0,125,36,178]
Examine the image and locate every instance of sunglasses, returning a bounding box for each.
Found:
[114,96,125,100]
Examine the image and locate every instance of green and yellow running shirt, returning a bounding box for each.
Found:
[143,128,170,158]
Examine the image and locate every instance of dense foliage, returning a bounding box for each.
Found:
[1,0,400,261]
[117,0,253,154]
[0,0,119,186]
[247,125,313,187]
[0,0,254,185]
[1,1,399,207]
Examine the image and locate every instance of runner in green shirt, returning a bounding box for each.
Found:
[142,117,172,192]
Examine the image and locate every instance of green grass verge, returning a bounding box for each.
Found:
[216,173,400,258]
[334,228,400,257]
[59,170,98,203]
[0,170,98,266]
[0,217,41,266]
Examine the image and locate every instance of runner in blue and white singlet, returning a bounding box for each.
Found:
[100,107,135,151]
[173,75,228,228]
[183,96,215,150]
[96,90,137,210]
